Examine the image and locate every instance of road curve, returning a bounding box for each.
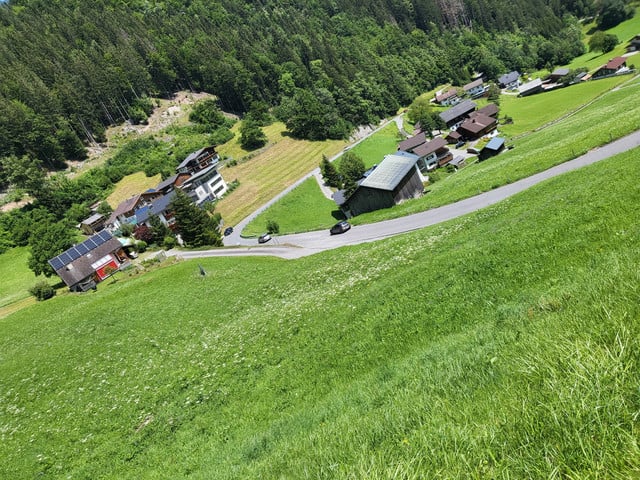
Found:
[172,129,640,261]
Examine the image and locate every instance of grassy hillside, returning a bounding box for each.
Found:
[244,73,640,234]
[0,247,50,309]
[1,147,639,478]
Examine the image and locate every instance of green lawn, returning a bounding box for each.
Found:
[338,121,402,169]
[1,148,639,478]
[499,75,628,137]
[0,247,50,309]
[243,178,343,237]
[244,122,401,235]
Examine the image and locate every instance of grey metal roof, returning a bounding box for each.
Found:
[498,71,520,86]
[439,100,476,124]
[484,137,505,151]
[518,78,542,95]
[81,213,105,225]
[360,152,419,191]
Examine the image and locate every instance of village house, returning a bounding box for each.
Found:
[106,191,163,232]
[48,231,130,292]
[463,78,486,98]
[456,113,497,140]
[592,57,629,79]
[177,146,229,205]
[439,99,477,128]
[398,132,428,154]
[334,151,423,218]
[498,71,520,90]
[412,137,453,171]
[134,191,178,230]
[434,89,460,106]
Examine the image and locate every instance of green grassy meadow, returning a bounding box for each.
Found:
[1,148,639,478]
[498,75,628,137]
[0,247,50,308]
[243,178,343,237]
[565,13,640,72]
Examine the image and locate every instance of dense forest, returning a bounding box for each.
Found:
[1,0,630,170]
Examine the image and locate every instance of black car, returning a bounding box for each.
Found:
[330,221,351,235]
[223,226,234,236]
[258,233,272,243]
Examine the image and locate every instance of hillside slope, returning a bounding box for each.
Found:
[1,148,639,477]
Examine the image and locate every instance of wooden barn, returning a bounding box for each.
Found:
[334,152,423,218]
[48,231,129,292]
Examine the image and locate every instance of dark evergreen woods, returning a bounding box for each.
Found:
[0,0,619,174]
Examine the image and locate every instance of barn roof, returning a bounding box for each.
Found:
[605,56,626,69]
[398,132,427,152]
[439,100,476,124]
[361,152,419,191]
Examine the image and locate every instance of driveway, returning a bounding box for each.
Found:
[181,129,640,260]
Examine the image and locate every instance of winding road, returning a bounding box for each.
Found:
[172,128,640,261]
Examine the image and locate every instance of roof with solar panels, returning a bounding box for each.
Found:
[48,231,123,287]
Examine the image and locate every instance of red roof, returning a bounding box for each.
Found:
[605,57,626,69]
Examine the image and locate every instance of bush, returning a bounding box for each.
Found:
[135,240,148,253]
[29,281,55,301]
[266,220,280,235]
[163,235,177,249]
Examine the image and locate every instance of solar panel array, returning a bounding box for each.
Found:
[48,230,113,271]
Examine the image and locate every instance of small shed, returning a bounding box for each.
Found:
[79,213,106,235]
[479,137,506,160]
[518,78,543,97]
[335,152,423,218]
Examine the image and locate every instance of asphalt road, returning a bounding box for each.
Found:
[173,128,640,261]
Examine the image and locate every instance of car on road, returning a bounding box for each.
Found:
[258,233,272,243]
[330,221,351,235]
[223,226,234,236]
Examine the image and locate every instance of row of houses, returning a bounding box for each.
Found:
[434,77,489,107]
[80,146,228,236]
[333,100,505,218]
[59,146,229,292]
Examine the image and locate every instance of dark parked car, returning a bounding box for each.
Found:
[455,140,466,149]
[258,233,272,243]
[330,221,351,235]
[223,226,234,236]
